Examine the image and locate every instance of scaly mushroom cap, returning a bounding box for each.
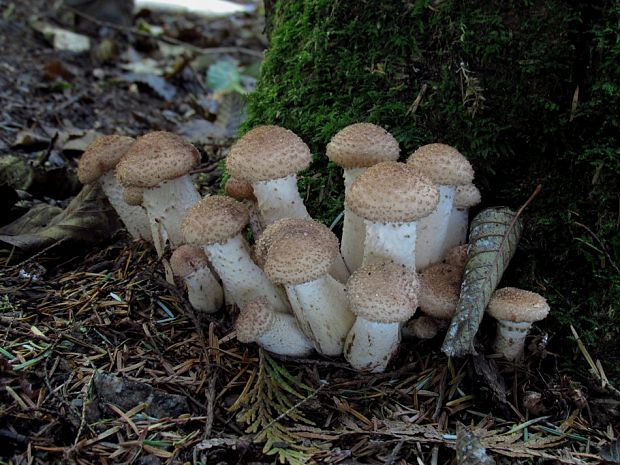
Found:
[326,123,400,168]
[346,161,439,222]
[170,244,210,278]
[226,125,312,182]
[347,261,419,323]
[487,287,550,322]
[419,262,464,319]
[77,135,135,184]
[454,183,481,208]
[116,131,200,188]
[235,297,276,343]
[405,315,440,339]
[407,143,474,186]
[225,177,256,201]
[443,244,468,268]
[182,195,249,245]
[262,220,339,285]
[122,186,144,206]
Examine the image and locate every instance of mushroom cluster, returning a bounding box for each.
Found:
[77,125,550,371]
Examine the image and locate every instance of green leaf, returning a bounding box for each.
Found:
[442,207,523,357]
[207,60,245,94]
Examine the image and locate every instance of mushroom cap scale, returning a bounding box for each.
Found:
[443,244,468,268]
[418,262,464,319]
[326,123,400,168]
[122,186,144,206]
[226,125,311,182]
[454,183,481,208]
[262,221,339,285]
[346,261,419,323]
[235,297,277,343]
[77,135,135,184]
[487,287,550,322]
[182,195,249,245]
[170,244,210,278]
[346,161,439,223]
[407,143,474,186]
[116,131,200,188]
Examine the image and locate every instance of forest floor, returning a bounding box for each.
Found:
[0,1,618,464]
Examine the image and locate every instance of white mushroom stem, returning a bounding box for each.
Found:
[284,275,354,356]
[204,235,291,313]
[494,320,533,361]
[253,313,314,356]
[442,206,469,253]
[142,175,200,253]
[341,167,366,272]
[415,185,456,270]
[252,174,310,225]
[344,318,401,373]
[182,267,224,314]
[362,220,417,271]
[99,171,152,241]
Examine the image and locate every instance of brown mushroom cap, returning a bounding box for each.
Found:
[235,297,276,343]
[122,186,144,206]
[182,195,249,245]
[454,184,481,208]
[487,287,550,322]
[262,220,339,285]
[226,125,311,182]
[77,135,135,184]
[405,315,440,339]
[419,262,464,319]
[346,161,439,223]
[326,123,400,168]
[224,177,256,201]
[116,131,200,188]
[443,244,468,269]
[407,143,474,186]
[170,244,210,278]
[346,261,419,323]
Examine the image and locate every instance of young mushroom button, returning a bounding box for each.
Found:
[486,287,550,361]
[182,195,291,314]
[344,261,419,373]
[116,131,201,255]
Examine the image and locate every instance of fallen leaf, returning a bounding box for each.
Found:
[118,72,177,101]
[442,207,523,357]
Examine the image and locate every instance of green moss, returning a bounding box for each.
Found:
[241,0,620,374]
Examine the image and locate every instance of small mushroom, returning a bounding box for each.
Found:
[116,131,201,255]
[418,262,464,320]
[486,287,550,361]
[402,315,442,340]
[224,177,263,240]
[442,183,481,254]
[235,297,314,357]
[77,135,152,241]
[326,123,400,273]
[170,244,223,314]
[346,161,439,271]
[407,143,474,269]
[344,261,419,373]
[182,195,291,314]
[260,218,355,356]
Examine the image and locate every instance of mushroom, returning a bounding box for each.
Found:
[406,143,474,269]
[122,185,145,207]
[442,244,468,269]
[235,297,314,357]
[418,262,464,320]
[169,244,223,314]
[326,123,400,272]
[226,125,312,225]
[77,135,152,242]
[116,131,201,256]
[345,161,439,271]
[224,177,264,240]
[259,218,355,356]
[486,287,550,361]
[182,195,291,314]
[344,261,419,373]
[402,315,442,340]
[442,183,481,254]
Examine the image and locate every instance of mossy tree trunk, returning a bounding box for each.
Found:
[244,0,620,371]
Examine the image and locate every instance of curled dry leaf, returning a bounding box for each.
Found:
[0,184,121,254]
[442,207,523,357]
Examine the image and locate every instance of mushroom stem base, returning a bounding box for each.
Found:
[494,320,532,361]
[344,318,401,373]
